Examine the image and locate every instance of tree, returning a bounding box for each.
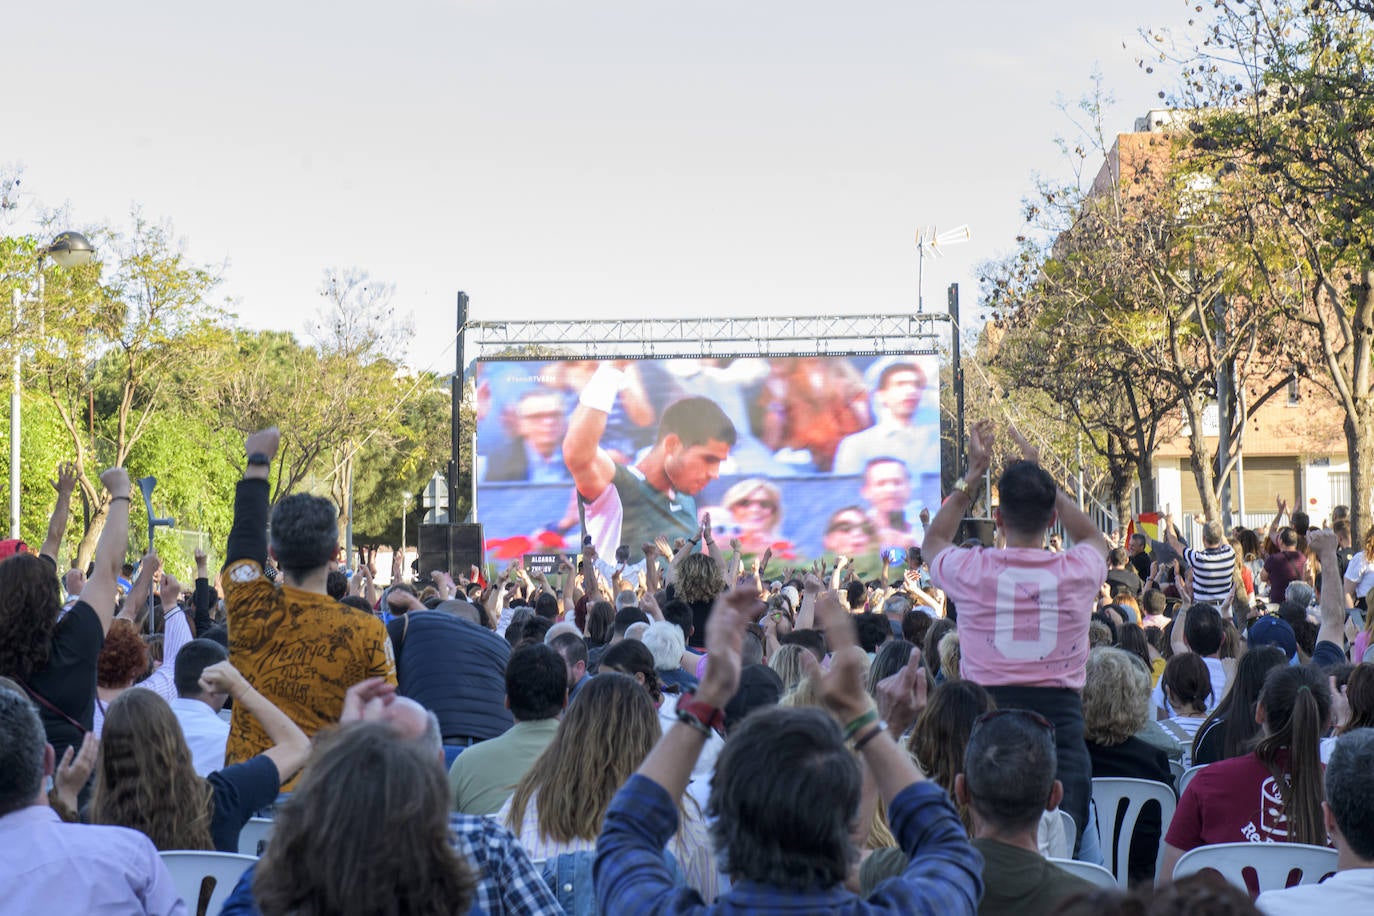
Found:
[986,86,1298,524]
[1160,0,1374,533]
[24,214,224,567]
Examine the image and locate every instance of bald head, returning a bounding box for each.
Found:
[435,598,481,625]
[377,696,444,762]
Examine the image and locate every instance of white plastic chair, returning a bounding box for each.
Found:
[159,850,257,916]
[1047,857,1118,889]
[1168,758,1185,786]
[1173,842,1338,897]
[1039,808,1076,859]
[1177,763,1207,799]
[237,816,275,856]
[1091,777,1177,886]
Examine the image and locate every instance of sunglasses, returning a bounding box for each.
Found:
[735,499,777,510]
[973,708,1056,735]
[828,521,873,534]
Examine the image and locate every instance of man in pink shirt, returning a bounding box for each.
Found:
[923,421,1109,854]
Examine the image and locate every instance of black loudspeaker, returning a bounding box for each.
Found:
[956,517,996,547]
[451,523,484,572]
[419,523,485,576]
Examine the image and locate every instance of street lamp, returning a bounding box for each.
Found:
[401,491,413,583]
[10,231,96,538]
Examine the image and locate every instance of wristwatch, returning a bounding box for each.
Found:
[247,452,272,467]
[952,477,976,498]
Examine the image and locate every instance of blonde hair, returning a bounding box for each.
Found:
[506,673,660,843]
[937,631,961,682]
[768,644,807,692]
[675,553,725,605]
[1082,647,1151,746]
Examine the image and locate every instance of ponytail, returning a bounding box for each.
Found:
[1254,667,1331,846]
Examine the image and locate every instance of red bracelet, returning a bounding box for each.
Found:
[676,691,725,735]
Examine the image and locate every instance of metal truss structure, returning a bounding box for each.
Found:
[463,313,953,362]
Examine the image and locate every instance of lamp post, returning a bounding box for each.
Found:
[10,231,95,538]
[401,491,413,580]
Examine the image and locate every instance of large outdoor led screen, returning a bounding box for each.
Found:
[474,355,942,568]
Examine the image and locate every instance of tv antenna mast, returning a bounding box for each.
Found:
[915,224,971,312]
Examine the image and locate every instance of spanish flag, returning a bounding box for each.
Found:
[1127,512,1162,544]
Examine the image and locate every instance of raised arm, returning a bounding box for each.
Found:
[119,550,161,625]
[199,661,311,782]
[1309,529,1347,650]
[1269,495,1288,545]
[80,468,132,633]
[39,461,78,564]
[563,365,623,502]
[226,427,279,568]
[192,548,216,636]
[922,420,994,562]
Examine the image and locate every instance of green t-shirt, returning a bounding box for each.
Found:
[448,718,561,816]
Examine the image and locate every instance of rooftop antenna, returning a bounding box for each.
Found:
[915,224,971,312]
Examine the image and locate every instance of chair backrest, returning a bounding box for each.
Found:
[159,851,258,916]
[1177,764,1207,798]
[1046,857,1118,890]
[1091,776,1178,886]
[443,744,465,769]
[1172,842,1338,898]
[1168,758,1185,785]
[237,816,275,856]
[1039,808,1076,859]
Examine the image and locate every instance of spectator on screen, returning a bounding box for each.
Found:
[821,505,878,558]
[860,458,925,551]
[756,356,869,472]
[484,387,571,483]
[833,357,940,482]
[565,363,736,566]
[718,478,784,555]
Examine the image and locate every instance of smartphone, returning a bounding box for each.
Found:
[882,547,907,566]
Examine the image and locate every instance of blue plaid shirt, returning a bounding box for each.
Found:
[449,812,565,915]
[595,775,982,915]
[220,814,561,916]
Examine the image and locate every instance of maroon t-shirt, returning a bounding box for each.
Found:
[1264,551,1307,604]
[1166,750,1306,850]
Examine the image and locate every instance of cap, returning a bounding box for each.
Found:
[1247,615,1298,662]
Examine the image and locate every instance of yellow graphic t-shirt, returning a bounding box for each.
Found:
[223,559,396,784]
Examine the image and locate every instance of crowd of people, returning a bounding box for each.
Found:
[3,419,1374,915]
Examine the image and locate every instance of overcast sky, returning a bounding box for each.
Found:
[4,0,1196,375]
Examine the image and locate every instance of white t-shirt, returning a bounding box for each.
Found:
[1151,656,1228,717]
[1256,868,1374,915]
[1344,551,1374,599]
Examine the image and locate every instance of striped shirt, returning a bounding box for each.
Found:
[1183,544,1237,606]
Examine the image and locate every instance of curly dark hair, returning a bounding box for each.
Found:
[97,620,150,688]
[269,493,339,576]
[0,554,63,680]
[599,639,664,704]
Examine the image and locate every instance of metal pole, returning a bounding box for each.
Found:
[948,284,965,484]
[450,292,469,527]
[9,288,21,539]
[344,455,353,569]
[400,496,407,581]
[917,246,925,313]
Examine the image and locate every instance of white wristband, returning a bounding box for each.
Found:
[578,364,627,413]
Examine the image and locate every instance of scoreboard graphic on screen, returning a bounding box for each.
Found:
[473,354,942,568]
